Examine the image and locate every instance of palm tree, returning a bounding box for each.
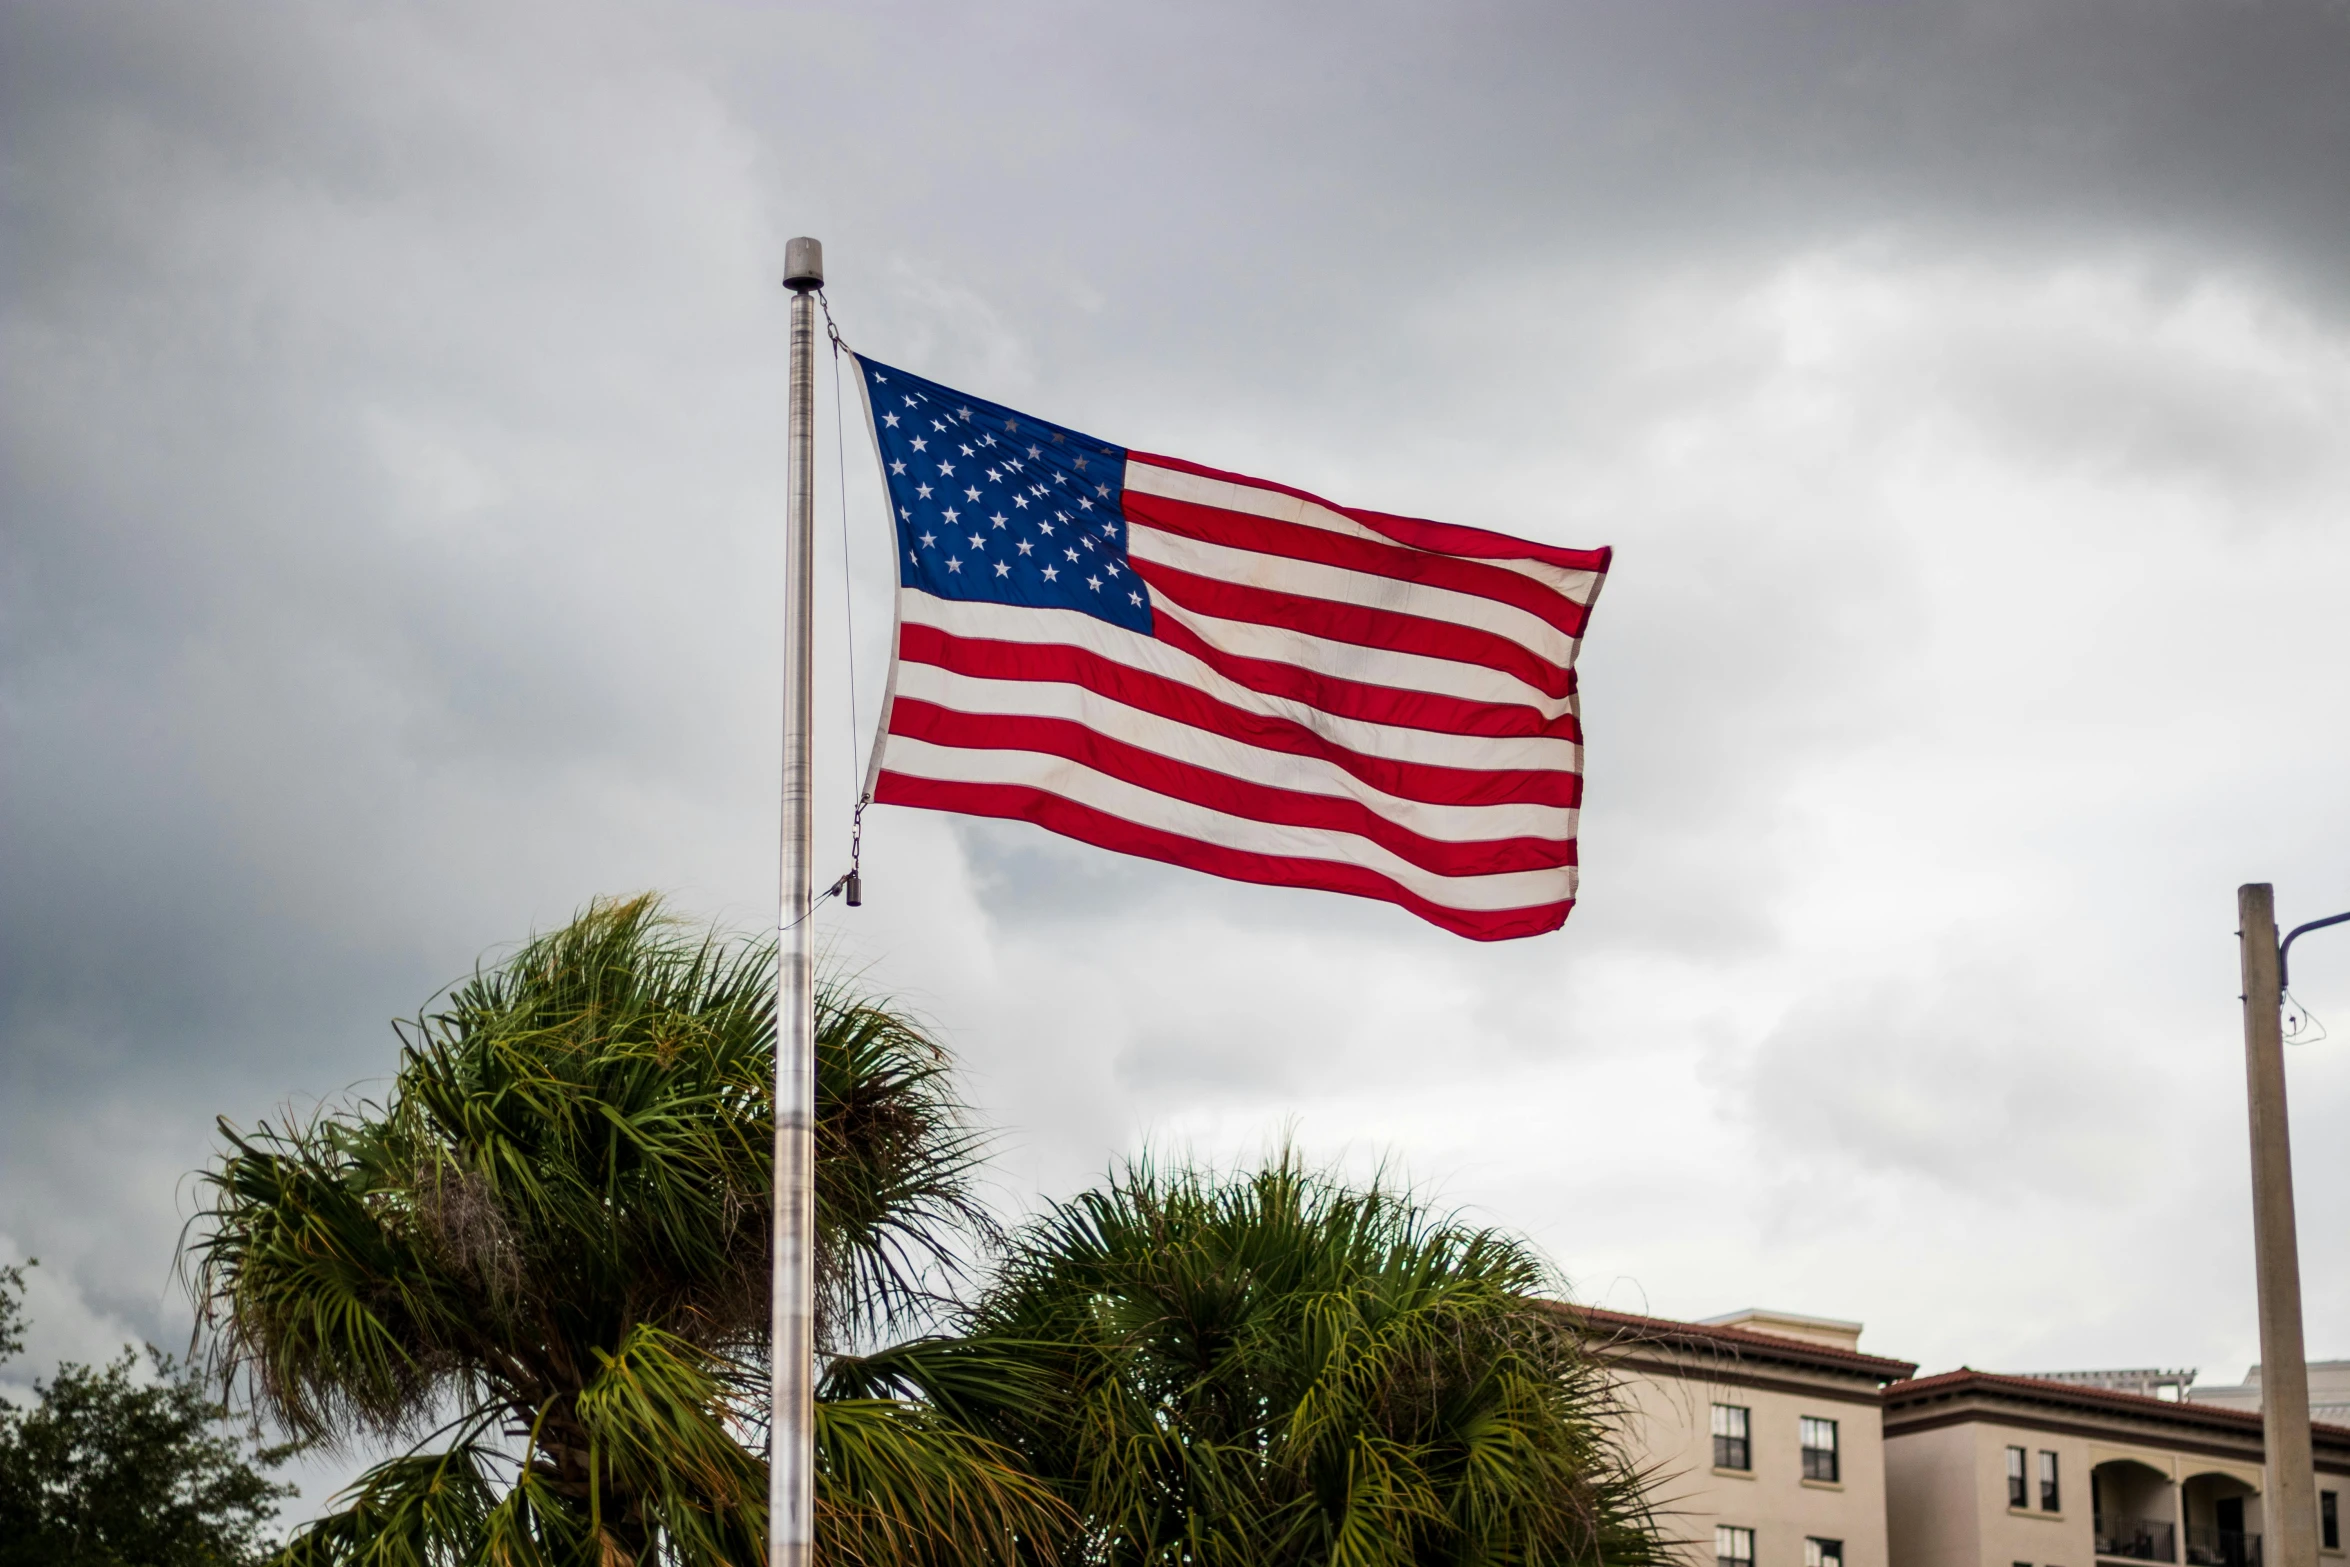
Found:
[190,895,1065,1566]
[964,1152,1668,1567]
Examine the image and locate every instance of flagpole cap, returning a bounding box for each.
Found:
[783,236,824,292]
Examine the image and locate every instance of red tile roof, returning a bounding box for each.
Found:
[1548,1303,1919,1383]
[1886,1368,2350,1450]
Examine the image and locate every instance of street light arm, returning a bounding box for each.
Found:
[2279,909,2350,992]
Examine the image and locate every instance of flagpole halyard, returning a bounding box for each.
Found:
[773,234,823,1567]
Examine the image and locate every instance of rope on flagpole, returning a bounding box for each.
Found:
[820,290,866,906]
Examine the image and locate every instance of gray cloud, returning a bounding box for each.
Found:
[5,0,2350,1513]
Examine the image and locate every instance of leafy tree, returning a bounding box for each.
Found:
[965,1153,1668,1567]
[0,1262,26,1363]
[190,895,1063,1567]
[0,1261,296,1566]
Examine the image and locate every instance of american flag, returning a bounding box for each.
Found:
[852,354,1606,941]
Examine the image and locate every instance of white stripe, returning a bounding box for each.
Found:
[1123,458,1604,604]
[898,591,1584,774]
[1151,595,1569,713]
[1127,520,1585,672]
[892,660,1580,844]
[879,736,1578,912]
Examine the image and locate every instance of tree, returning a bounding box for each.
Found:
[189,895,1063,1567]
[0,1261,296,1567]
[965,1153,1668,1567]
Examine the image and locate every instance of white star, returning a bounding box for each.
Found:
[993,561,1010,577]
[960,443,974,457]
[1042,564,1059,581]
[945,557,962,573]
[889,459,906,475]
[965,486,981,502]
[1038,520,1055,536]
[1053,472,1068,485]
[911,436,927,452]
[968,533,984,548]
[1016,539,1033,555]
[1106,561,1121,577]
[901,395,916,408]
[1055,511,1070,523]
[939,461,955,476]
[1128,591,1143,606]
[1095,484,1111,498]
[882,412,899,428]
[1078,497,1093,511]
[1082,536,1097,551]
[1027,446,1042,459]
[986,468,1002,483]
[942,507,959,523]
[1064,548,1080,562]
[931,418,947,432]
[957,406,972,421]
[898,506,911,520]
[918,531,936,547]
[873,372,888,383]
[982,433,997,447]
[1074,456,1088,471]
[1007,458,1024,473]
[915,483,932,499]
[990,512,1007,526]
[1013,495,1030,509]
[1087,575,1102,591]
[908,549,917,564]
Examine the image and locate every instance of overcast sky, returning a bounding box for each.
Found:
[5,0,2349,1511]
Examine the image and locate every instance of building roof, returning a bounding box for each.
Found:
[1885,1368,2350,1455]
[1550,1303,1919,1384]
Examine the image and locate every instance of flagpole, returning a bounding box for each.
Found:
[773,234,823,1567]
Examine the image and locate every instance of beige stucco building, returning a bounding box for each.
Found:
[1568,1306,1918,1567]
[1881,1369,2350,1567]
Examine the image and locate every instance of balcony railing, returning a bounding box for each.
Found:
[2095,1520,2176,1563]
[2184,1528,2260,1567]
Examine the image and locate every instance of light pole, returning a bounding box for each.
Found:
[2236,885,2347,1567]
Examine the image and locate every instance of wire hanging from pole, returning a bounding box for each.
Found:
[820,291,865,906]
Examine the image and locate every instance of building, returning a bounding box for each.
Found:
[2191,1363,2350,1428]
[1566,1306,1918,1567]
[1881,1369,2350,1567]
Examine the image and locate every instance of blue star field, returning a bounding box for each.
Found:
[856,354,1153,634]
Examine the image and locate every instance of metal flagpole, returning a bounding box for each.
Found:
[773,235,824,1567]
[2237,882,2316,1567]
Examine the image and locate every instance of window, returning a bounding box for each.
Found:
[1717,1526,1756,1567]
[1801,1415,1840,1483]
[2322,1489,2338,1552]
[2039,1450,2061,1512]
[2008,1446,2030,1509]
[1806,1539,1845,1567]
[1712,1403,1752,1471]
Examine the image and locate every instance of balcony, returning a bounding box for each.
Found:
[2096,1520,2176,1563]
[2184,1528,2260,1567]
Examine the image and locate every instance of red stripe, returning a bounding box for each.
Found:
[888,699,1579,876]
[1124,490,1592,641]
[1145,614,1581,744]
[1127,452,1613,576]
[873,772,1576,941]
[897,623,1584,809]
[1133,559,1575,701]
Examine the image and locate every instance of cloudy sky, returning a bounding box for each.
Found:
[5,0,2349,1509]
